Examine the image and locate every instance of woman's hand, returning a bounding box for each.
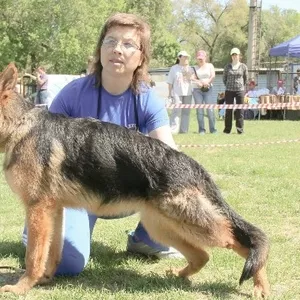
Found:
[193,79,202,87]
[201,79,210,86]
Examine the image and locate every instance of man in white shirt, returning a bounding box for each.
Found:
[271,79,286,95]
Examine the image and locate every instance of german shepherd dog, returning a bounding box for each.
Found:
[0,64,270,297]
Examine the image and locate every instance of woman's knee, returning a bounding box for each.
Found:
[55,240,89,276]
[22,208,92,276]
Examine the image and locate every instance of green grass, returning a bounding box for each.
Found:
[0,117,300,299]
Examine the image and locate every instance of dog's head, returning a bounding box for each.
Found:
[0,63,33,150]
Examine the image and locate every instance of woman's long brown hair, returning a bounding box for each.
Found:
[92,13,151,94]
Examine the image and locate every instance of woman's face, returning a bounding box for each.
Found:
[231,53,240,62]
[179,55,189,66]
[197,58,205,65]
[100,26,142,78]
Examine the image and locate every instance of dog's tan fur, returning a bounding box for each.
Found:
[0,63,270,297]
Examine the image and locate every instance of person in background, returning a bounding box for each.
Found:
[35,66,49,105]
[223,47,248,134]
[271,79,286,95]
[167,51,193,134]
[270,79,286,119]
[191,50,216,134]
[245,80,257,98]
[293,69,300,95]
[244,80,259,120]
[22,12,182,278]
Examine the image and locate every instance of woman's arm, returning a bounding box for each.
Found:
[167,83,173,98]
[209,63,216,84]
[223,64,228,85]
[149,125,177,150]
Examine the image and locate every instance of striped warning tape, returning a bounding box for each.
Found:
[178,138,300,148]
[166,102,300,110]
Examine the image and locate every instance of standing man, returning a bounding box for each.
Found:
[35,66,49,105]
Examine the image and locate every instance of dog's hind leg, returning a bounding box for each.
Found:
[166,242,209,278]
[0,197,56,294]
[231,241,270,298]
[38,205,64,285]
[140,209,209,278]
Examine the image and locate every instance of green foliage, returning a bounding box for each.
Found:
[125,0,180,67]
[260,6,300,65]
[1,0,300,73]
[173,0,249,67]
[0,0,126,73]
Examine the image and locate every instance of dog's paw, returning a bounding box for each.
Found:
[0,284,29,295]
[166,268,189,278]
[253,285,270,298]
[166,268,179,277]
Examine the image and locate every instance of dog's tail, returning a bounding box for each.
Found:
[230,213,269,285]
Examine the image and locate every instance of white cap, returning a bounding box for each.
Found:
[230,47,240,55]
[178,50,190,57]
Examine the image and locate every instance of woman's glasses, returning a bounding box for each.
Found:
[102,38,140,53]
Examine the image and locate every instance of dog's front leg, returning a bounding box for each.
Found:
[0,198,56,295]
[38,205,63,285]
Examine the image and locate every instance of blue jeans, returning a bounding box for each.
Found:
[35,89,49,105]
[22,209,164,275]
[192,88,216,133]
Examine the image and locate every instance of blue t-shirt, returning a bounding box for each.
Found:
[50,75,169,134]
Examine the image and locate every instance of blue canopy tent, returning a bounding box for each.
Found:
[268,35,300,93]
[269,35,300,120]
[269,35,300,57]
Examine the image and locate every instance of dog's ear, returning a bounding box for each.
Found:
[0,63,18,92]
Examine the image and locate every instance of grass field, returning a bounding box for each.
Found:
[0,116,300,299]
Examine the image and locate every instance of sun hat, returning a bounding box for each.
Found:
[177,50,190,57]
[230,47,240,55]
[196,50,206,59]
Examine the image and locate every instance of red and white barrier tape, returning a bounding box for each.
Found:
[178,138,300,148]
[166,102,300,110]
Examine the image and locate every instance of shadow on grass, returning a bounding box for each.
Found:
[0,241,26,287]
[0,241,25,265]
[0,241,251,299]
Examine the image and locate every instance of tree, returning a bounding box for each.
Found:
[125,0,180,67]
[173,0,249,67]
[260,6,300,66]
[0,0,126,73]
[1,0,300,73]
